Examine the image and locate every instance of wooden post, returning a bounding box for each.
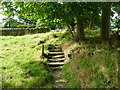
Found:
[42,44,44,57]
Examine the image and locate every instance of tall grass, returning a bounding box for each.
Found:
[1,29,118,88]
[62,30,118,88]
[63,50,118,88]
[0,32,59,88]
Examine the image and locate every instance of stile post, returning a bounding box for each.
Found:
[42,44,44,57]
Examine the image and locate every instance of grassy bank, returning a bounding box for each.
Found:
[61,30,119,88]
[63,50,118,88]
[0,29,119,88]
[0,31,66,88]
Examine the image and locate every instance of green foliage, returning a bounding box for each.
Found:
[18,16,37,26]
[0,2,101,29]
[1,2,119,41]
[16,24,34,28]
[0,24,4,28]
[3,18,19,28]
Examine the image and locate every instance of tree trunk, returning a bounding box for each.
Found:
[101,7,111,41]
[75,17,85,41]
[89,17,94,30]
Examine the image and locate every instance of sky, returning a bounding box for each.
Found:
[0,14,6,24]
[112,13,118,19]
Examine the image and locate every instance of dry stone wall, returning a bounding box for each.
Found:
[0,28,50,36]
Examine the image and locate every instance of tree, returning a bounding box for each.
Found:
[3,18,21,28]
[100,3,111,41]
[2,2,118,42]
[113,4,120,31]
[75,16,85,41]
[18,16,37,27]
[73,2,100,41]
[100,4,111,41]
[100,2,120,41]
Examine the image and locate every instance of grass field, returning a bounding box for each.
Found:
[0,32,61,88]
[0,29,119,88]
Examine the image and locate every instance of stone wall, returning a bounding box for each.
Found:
[0,28,50,36]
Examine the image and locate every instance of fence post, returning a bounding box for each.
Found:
[42,44,44,58]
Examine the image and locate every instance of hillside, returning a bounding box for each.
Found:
[0,29,119,88]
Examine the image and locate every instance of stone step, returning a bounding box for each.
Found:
[48,52,64,55]
[49,66,63,70]
[47,62,64,65]
[48,58,65,62]
[49,49,62,52]
[55,79,67,83]
[49,44,58,46]
[48,45,59,47]
[48,46,62,50]
[48,55,65,59]
[48,60,64,63]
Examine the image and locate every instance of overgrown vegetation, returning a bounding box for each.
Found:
[61,30,119,88]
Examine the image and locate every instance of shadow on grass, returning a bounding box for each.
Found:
[19,61,53,88]
[84,35,119,49]
[85,36,102,44]
[2,61,53,88]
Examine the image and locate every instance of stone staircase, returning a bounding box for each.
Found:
[47,44,65,70]
[46,44,67,88]
[46,44,66,88]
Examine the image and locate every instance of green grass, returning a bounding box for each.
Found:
[1,29,119,88]
[62,30,119,88]
[0,31,67,88]
[63,51,118,88]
